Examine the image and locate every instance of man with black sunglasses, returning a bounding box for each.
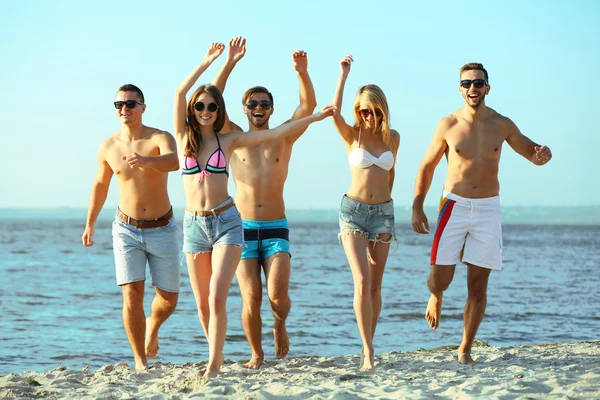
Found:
[211,37,317,369]
[82,84,180,370]
[411,63,552,364]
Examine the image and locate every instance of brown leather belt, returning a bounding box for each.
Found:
[117,207,173,228]
[185,200,235,217]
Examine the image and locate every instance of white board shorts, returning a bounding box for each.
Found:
[430,190,503,271]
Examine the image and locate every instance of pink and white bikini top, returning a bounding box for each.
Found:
[347,128,394,171]
[181,132,228,182]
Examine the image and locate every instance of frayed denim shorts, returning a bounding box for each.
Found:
[338,195,396,243]
[182,198,244,254]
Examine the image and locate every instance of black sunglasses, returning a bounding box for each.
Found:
[114,100,144,109]
[460,79,487,89]
[194,102,219,112]
[246,100,272,111]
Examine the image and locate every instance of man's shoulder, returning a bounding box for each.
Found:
[145,126,173,139]
[439,113,460,130]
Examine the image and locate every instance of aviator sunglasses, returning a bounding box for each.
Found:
[194,101,219,112]
[460,79,487,89]
[246,100,272,111]
[359,108,383,118]
[114,100,144,109]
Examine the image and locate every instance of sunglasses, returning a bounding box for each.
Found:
[114,100,144,109]
[359,108,382,118]
[246,100,272,111]
[460,79,487,89]
[194,102,219,112]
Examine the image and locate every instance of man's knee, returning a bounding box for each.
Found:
[159,290,178,311]
[242,290,263,315]
[467,279,489,301]
[427,266,454,293]
[122,283,144,308]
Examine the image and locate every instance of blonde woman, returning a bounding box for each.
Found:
[332,55,400,371]
[174,42,334,377]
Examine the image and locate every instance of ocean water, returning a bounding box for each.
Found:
[1,216,599,375]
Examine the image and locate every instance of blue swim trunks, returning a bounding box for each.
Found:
[241,218,291,261]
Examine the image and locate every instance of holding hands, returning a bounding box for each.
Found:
[315,105,337,120]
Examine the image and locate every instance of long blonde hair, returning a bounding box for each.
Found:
[352,84,393,150]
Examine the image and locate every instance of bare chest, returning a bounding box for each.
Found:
[232,141,291,169]
[107,140,160,178]
[446,122,506,161]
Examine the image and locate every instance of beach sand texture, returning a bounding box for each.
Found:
[1,341,598,399]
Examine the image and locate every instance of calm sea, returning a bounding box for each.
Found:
[1,210,599,375]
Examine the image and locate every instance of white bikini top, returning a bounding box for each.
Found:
[347,128,395,171]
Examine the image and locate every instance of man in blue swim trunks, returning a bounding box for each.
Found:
[212,37,317,368]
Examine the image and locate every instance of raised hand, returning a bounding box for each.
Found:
[534,145,552,165]
[205,42,225,63]
[315,105,337,121]
[122,153,148,168]
[227,36,246,62]
[293,50,308,73]
[82,226,95,247]
[340,54,353,76]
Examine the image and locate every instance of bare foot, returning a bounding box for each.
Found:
[203,353,224,378]
[145,318,159,359]
[360,347,375,371]
[273,320,289,359]
[458,352,475,364]
[425,293,443,329]
[244,356,264,369]
[134,360,148,370]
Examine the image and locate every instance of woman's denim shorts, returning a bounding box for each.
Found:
[338,195,396,244]
[182,198,244,254]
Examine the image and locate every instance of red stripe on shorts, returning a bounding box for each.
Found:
[430,198,456,265]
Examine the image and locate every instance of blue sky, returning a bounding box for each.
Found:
[1,0,598,209]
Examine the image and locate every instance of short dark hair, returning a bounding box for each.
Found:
[460,63,489,82]
[242,86,273,106]
[117,84,145,103]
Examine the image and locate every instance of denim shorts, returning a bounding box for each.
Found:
[241,218,291,261]
[112,216,181,293]
[182,198,244,254]
[338,195,396,243]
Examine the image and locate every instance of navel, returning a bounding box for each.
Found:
[276,158,279,162]
[455,148,460,153]
[494,147,498,152]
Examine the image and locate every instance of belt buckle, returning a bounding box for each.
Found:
[211,208,217,217]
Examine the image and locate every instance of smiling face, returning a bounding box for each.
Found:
[115,91,145,124]
[244,92,273,129]
[194,93,219,127]
[459,69,490,109]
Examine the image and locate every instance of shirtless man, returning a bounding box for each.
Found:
[411,63,552,364]
[82,84,180,370]
[211,37,317,368]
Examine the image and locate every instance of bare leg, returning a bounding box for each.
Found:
[341,234,374,371]
[236,258,264,369]
[366,234,391,339]
[186,252,212,340]
[264,253,291,359]
[121,281,147,370]
[425,264,456,329]
[145,287,178,359]
[204,244,242,378]
[458,263,492,364]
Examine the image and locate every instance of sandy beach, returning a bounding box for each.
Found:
[1,340,599,399]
